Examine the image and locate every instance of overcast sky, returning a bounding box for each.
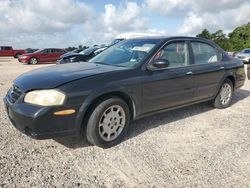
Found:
[1,0,250,49]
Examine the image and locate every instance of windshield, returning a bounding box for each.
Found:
[34,49,44,53]
[79,47,99,55]
[89,39,161,67]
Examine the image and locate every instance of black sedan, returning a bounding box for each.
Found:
[4,37,246,148]
[57,46,107,64]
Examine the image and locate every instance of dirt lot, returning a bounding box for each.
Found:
[0,57,250,187]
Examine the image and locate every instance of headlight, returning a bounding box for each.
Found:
[24,89,66,106]
[69,57,76,62]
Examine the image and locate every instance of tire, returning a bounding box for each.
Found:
[213,79,234,109]
[86,97,130,148]
[29,57,38,65]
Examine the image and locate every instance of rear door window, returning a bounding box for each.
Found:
[191,42,222,64]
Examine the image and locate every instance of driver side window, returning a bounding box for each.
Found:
[154,41,190,68]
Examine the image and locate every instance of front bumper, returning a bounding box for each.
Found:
[18,58,29,64]
[3,96,80,139]
[237,57,250,63]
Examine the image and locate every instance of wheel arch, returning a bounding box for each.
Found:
[226,75,235,89]
[79,91,136,129]
[214,72,236,99]
[29,57,39,63]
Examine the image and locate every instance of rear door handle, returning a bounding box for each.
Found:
[220,66,225,70]
[186,71,193,75]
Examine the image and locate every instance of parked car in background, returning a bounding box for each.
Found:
[0,46,26,58]
[110,32,163,46]
[236,48,250,64]
[57,46,107,64]
[227,51,239,57]
[18,48,66,64]
[4,37,245,148]
[60,48,84,59]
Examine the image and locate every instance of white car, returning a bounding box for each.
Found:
[110,32,163,46]
[236,48,250,63]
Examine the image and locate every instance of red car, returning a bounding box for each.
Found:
[0,46,26,58]
[18,48,66,64]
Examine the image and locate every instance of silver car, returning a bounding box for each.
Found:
[236,48,250,63]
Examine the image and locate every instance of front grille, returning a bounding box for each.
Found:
[7,85,23,104]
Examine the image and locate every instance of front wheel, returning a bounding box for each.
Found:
[29,57,38,65]
[86,97,130,148]
[213,79,233,109]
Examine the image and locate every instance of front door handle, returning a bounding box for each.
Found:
[220,66,225,70]
[186,71,193,75]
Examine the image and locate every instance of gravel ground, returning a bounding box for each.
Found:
[0,58,250,187]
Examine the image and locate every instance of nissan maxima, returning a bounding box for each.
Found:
[4,37,246,148]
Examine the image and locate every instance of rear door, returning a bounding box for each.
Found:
[52,49,65,61]
[38,49,50,62]
[47,49,56,62]
[190,41,225,100]
[142,40,196,113]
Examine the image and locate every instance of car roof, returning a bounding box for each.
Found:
[126,36,209,40]
[125,36,224,52]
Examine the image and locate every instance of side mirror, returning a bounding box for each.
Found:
[150,59,170,69]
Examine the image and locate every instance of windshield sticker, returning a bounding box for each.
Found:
[132,46,151,52]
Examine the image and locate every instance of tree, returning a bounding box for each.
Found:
[228,22,250,51]
[196,23,250,51]
[196,29,211,39]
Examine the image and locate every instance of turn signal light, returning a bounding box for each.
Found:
[54,109,76,116]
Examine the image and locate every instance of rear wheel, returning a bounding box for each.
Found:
[86,97,130,148]
[213,79,233,109]
[29,57,38,65]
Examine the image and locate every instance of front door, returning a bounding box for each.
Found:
[142,40,196,113]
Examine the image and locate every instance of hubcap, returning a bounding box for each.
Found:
[220,83,232,105]
[30,58,37,64]
[98,105,126,142]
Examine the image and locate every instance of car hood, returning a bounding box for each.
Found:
[60,52,78,59]
[14,62,127,92]
[21,53,36,57]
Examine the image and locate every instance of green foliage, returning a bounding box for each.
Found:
[197,29,211,39]
[196,22,250,51]
[65,45,88,52]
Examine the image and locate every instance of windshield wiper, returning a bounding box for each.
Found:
[94,62,110,65]
[94,61,127,67]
